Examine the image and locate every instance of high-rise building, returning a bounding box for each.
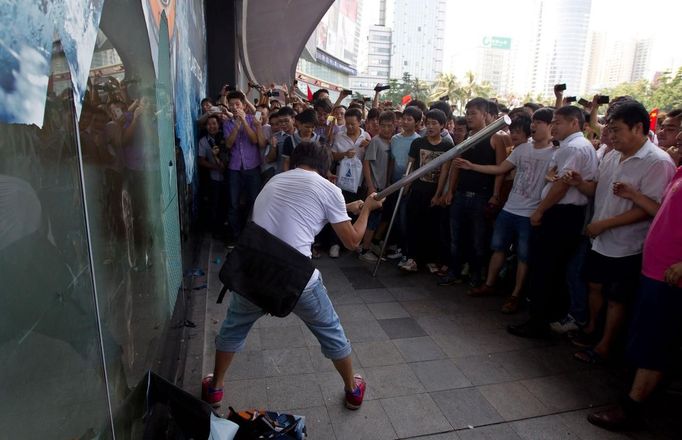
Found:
[389,0,446,83]
[296,0,362,91]
[531,0,592,97]
[477,36,513,96]
[631,38,652,82]
[350,0,391,97]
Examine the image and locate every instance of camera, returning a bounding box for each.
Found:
[597,95,610,105]
[374,83,390,92]
[342,89,352,95]
[565,96,577,103]
[555,83,567,92]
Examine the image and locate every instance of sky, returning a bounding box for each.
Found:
[362,0,682,81]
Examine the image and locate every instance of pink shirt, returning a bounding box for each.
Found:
[642,166,682,287]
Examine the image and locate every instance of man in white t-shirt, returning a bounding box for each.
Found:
[509,105,599,338]
[202,141,383,411]
[561,100,675,365]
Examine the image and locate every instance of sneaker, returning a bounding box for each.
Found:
[201,374,223,407]
[370,243,383,256]
[437,273,463,286]
[359,250,379,262]
[345,375,367,410]
[549,314,581,334]
[386,249,403,260]
[400,258,418,272]
[426,263,440,274]
[501,295,521,314]
[329,244,340,258]
[397,256,408,267]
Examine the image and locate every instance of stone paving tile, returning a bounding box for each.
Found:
[223,378,268,410]
[410,359,472,392]
[520,373,592,412]
[364,364,426,398]
[456,423,523,439]
[510,414,580,440]
[262,347,314,377]
[287,405,336,440]
[430,388,504,429]
[355,288,395,303]
[478,382,551,421]
[224,351,266,380]
[393,336,447,362]
[265,373,324,411]
[259,325,306,350]
[417,432,461,440]
[343,318,391,343]
[326,399,397,440]
[380,393,453,438]
[378,317,428,339]
[353,340,404,367]
[339,266,386,289]
[307,346,360,373]
[313,369,376,405]
[367,301,410,319]
[388,285,432,301]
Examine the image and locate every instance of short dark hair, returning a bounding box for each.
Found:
[666,109,682,119]
[291,141,332,177]
[206,114,221,126]
[425,109,447,126]
[465,97,489,113]
[509,107,529,120]
[313,98,333,113]
[295,108,317,125]
[487,100,499,117]
[555,105,585,127]
[402,106,423,122]
[454,116,467,126]
[278,106,296,118]
[606,100,650,135]
[510,114,532,138]
[226,91,246,103]
[345,107,363,121]
[311,89,329,101]
[532,108,554,124]
[379,111,396,124]
[201,97,213,106]
[523,102,541,112]
[406,99,428,113]
[256,103,269,110]
[367,108,381,121]
[268,110,279,121]
[430,100,452,118]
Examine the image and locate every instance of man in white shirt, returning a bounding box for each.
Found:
[561,100,675,364]
[202,141,383,411]
[509,105,599,338]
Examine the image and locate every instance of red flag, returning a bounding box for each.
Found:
[401,94,412,105]
[307,85,313,102]
[649,108,659,132]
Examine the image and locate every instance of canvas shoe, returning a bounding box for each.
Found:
[359,250,379,262]
[549,314,581,334]
[400,258,418,272]
[201,374,223,407]
[345,375,367,410]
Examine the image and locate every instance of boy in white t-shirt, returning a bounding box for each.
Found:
[454,109,556,313]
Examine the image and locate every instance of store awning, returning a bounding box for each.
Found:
[238,0,334,86]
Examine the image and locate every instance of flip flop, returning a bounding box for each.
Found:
[574,348,607,365]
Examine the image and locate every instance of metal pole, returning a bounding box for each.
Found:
[372,162,413,277]
[374,115,511,200]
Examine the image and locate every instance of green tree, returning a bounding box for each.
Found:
[429,72,460,103]
[595,67,682,112]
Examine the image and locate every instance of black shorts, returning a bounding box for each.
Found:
[584,250,642,303]
[627,275,682,372]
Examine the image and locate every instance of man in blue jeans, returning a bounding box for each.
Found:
[224,90,266,239]
[202,142,383,410]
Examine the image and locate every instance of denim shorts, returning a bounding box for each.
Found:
[215,275,352,360]
[490,210,531,262]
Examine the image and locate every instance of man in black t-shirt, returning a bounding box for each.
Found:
[400,109,453,272]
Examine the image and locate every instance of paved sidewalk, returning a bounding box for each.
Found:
[183,238,681,439]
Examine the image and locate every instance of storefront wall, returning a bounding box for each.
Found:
[0,0,207,437]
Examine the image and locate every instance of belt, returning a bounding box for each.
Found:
[457,190,487,198]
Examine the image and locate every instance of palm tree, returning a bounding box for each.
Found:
[429,73,460,103]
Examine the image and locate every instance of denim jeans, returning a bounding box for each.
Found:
[566,236,589,324]
[449,192,490,281]
[228,168,261,238]
[215,275,352,360]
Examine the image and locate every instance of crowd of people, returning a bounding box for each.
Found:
[197,81,682,431]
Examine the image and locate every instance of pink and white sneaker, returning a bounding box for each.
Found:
[344,375,366,410]
[201,374,224,407]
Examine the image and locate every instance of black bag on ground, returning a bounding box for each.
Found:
[218,222,315,317]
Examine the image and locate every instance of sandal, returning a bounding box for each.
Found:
[571,330,600,348]
[574,348,607,365]
[501,295,521,314]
